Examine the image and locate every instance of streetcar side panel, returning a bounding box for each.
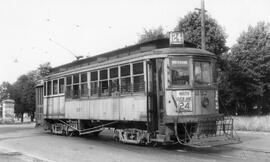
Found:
[64,95,147,121]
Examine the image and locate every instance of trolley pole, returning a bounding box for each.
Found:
[201,0,206,50]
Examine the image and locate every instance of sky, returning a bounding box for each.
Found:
[0,0,270,84]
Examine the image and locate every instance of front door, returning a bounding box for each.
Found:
[147,59,165,135]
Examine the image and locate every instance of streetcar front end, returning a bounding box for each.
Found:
[161,53,240,147]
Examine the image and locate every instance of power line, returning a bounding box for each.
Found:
[49,38,83,60]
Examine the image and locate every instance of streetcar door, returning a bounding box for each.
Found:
[147,59,165,134]
[35,85,44,126]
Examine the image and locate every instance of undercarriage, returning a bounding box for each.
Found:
[43,116,240,147]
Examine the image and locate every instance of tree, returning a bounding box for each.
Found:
[227,22,270,114]
[138,26,166,43]
[12,62,51,122]
[13,72,36,122]
[37,62,52,78]
[175,11,228,56]
[0,82,13,102]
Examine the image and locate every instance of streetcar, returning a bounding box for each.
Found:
[35,32,239,147]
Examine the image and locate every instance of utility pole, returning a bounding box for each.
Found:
[201,0,206,50]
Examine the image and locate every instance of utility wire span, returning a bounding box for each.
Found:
[49,38,83,60]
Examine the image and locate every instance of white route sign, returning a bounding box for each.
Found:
[169,31,184,45]
[175,90,192,112]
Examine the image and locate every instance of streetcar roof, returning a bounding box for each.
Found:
[49,38,215,75]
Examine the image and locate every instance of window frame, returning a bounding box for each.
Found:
[90,70,99,97]
[120,64,132,94]
[132,62,145,93]
[109,66,120,96]
[80,72,88,98]
[99,69,109,96]
[52,79,58,95]
[59,78,65,94]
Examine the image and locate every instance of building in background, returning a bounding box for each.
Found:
[0,98,15,123]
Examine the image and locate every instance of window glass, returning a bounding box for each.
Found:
[73,84,79,98]
[59,78,64,93]
[47,81,51,95]
[100,80,109,95]
[194,61,211,85]
[133,75,144,92]
[109,79,119,94]
[110,67,118,78]
[53,80,58,94]
[66,76,72,85]
[81,83,88,97]
[73,74,79,84]
[133,62,143,75]
[66,86,72,98]
[121,65,130,76]
[121,77,131,93]
[90,71,98,96]
[90,82,98,96]
[100,69,108,80]
[81,73,87,83]
[91,71,98,81]
[44,82,47,96]
[171,58,189,86]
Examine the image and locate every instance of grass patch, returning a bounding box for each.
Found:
[233,115,270,132]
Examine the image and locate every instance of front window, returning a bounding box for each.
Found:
[194,61,211,85]
[171,57,190,86]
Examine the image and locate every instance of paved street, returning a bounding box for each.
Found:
[0,123,269,162]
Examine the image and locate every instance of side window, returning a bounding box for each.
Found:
[120,64,131,94]
[90,71,98,96]
[44,82,47,96]
[47,81,51,95]
[132,62,144,92]
[53,80,58,95]
[109,67,119,95]
[59,78,65,94]
[73,74,80,98]
[80,73,88,97]
[66,76,72,98]
[99,69,109,96]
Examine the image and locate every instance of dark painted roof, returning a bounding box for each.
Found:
[50,38,213,74]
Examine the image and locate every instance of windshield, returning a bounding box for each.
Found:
[171,57,190,86]
[194,61,211,85]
